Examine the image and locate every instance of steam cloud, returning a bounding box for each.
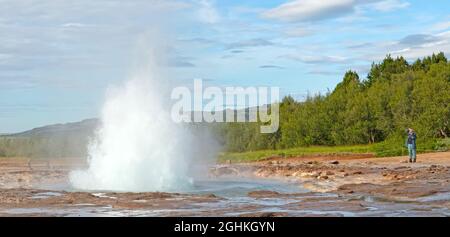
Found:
[70,38,200,192]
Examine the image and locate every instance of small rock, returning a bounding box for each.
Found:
[318,175,329,180]
[299,171,319,178]
[298,172,308,177]
[248,190,281,198]
[330,160,339,165]
[204,194,217,198]
[325,171,335,176]
[352,171,363,175]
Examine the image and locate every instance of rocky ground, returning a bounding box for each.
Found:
[1,152,450,216]
[212,152,450,197]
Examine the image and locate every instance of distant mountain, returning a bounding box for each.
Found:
[5,119,99,138]
[0,119,99,158]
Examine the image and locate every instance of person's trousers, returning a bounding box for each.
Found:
[407,144,416,161]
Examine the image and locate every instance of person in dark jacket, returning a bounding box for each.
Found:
[406,128,417,163]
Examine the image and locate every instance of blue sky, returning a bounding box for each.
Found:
[1,0,450,133]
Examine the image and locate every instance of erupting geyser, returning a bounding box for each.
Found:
[70,46,195,192]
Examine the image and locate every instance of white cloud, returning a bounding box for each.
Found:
[308,68,340,75]
[61,23,88,28]
[398,34,438,46]
[196,0,220,24]
[393,31,450,60]
[335,5,371,23]
[262,0,357,22]
[262,0,409,22]
[0,0,191,90]
[284,27,314,37]
[0,53,13,62]
[259,64,285,69]
[431,21,450,32]
[225,38,274,50]
[358,31,450,62]
[283,54,350,64]
[370,0,410,12]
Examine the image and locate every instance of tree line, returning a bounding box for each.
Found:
[215,53,450,155]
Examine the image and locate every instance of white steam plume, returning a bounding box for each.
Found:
[70,36,197,192]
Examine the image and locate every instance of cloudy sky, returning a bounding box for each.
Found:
[1,0,450,133]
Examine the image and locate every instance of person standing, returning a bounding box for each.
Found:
[406,128,417,163]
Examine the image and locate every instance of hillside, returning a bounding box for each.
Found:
[8,119,98,138]
[0,119,98,158]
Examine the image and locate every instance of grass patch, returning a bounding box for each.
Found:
[219,138,450,163]
[373,137,449,157]
[218,144,375,163]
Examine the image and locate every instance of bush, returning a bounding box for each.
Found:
[434,138,450,151]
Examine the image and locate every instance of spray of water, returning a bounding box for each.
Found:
[69,39,197,192]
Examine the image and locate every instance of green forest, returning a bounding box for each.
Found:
[215,53,450,157]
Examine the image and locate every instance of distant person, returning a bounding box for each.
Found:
[406,128,417,163]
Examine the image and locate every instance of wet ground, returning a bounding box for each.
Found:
[1,152,450,216]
